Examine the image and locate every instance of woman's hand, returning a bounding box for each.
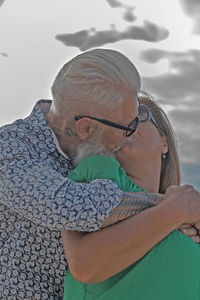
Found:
[178,223,200,243]
[163,185,200,224]
[163,184,200,244]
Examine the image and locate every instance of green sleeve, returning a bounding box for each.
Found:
[68,155,143,193]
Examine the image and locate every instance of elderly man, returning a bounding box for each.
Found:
[0,48,199,300]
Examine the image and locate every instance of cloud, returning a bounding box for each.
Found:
[55,21,169,51]
[106,0,122,8]
[123,7,137,22]
[125,20,169,42]
[141,49,200,104]
[140,48,200,163]
[105,0,137,22]
[179,0,200,34]
[170,109,200,163]
[0,0,5,7]
[181,163,200,190]
[0,52,8,57]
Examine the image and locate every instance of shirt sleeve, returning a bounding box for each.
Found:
[67,155,161,229]
[0,151,122,232]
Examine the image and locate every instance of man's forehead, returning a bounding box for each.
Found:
[112,94,138,123]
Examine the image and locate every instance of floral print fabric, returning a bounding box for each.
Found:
[0,100,122,299]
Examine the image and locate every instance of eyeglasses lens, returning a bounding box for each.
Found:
[126,117,139,137]
[138,105,159,129]
[139,105,149,122]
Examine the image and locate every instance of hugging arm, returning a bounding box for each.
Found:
[101,191,161,227]
[103,190,200,241]
[0,150,122,231]
[62,185,200,284]
[62,191,180,284]
[62,157,200,283]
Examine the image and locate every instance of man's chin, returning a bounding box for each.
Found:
[71,140,115,167]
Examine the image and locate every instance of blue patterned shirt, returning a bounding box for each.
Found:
[0,100,122,300]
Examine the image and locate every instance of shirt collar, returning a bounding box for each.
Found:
[25,99,70,160]
[50,129,70,160]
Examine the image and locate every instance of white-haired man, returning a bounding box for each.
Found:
[0,48,199,299]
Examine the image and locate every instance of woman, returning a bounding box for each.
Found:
[63,96,200,300]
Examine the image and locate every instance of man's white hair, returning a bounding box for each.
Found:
[51,48,140,117]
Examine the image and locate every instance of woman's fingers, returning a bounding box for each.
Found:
[178,223,192,229]
[178,224,200,244]
[164,185,200,224]
[193,220,200,230]
[190,235,200,243]
[179,226,198,236]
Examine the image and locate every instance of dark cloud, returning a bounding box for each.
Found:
[55,21,169,51]
[141,48,200,163]
[56,29,90,49]
[106,0,122,8]
[179,0,200,34]
[0,0,5,7]
[106,0,137,22]
[0,52,8,57]
[125,20,169,42]
[123,7,137,23]
[56,27,119,51]
[141,49,200,104]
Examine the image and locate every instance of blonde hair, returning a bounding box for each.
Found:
[139,94,180,193]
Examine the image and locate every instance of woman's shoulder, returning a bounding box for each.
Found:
[68,155,143,192]
[79,155,120,167]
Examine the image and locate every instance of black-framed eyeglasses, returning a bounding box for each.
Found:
[139,104,159,129]
[74,104,159,137]
[74,115,140,137]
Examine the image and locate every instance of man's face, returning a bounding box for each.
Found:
[71,90,139,166]
[98,91,139,151]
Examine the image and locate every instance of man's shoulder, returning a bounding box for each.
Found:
[0,118,27,137]
[0,99,56,160]
[0,119,30,154]
[0,99,51,132]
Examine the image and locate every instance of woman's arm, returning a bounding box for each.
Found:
[62,185,200,284]
[102,189,200,240]
[62,198,179,284]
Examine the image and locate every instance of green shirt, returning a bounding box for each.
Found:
[64,155,200,300]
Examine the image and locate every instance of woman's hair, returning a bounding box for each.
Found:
[139,93,180,193]
[51,48,140,116]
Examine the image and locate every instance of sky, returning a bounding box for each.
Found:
[0,0,199,188]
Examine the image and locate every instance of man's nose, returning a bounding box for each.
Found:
[112,136,130,152]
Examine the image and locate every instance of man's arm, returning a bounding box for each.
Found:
[0,154,122,231]
[102,190,200,241]
[62,185,200,283]
[101,191,162,227]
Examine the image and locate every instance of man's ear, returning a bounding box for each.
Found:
[75,118,96,140]
[161,135,168,155]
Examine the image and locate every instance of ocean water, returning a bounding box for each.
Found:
[181,164,200,190]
